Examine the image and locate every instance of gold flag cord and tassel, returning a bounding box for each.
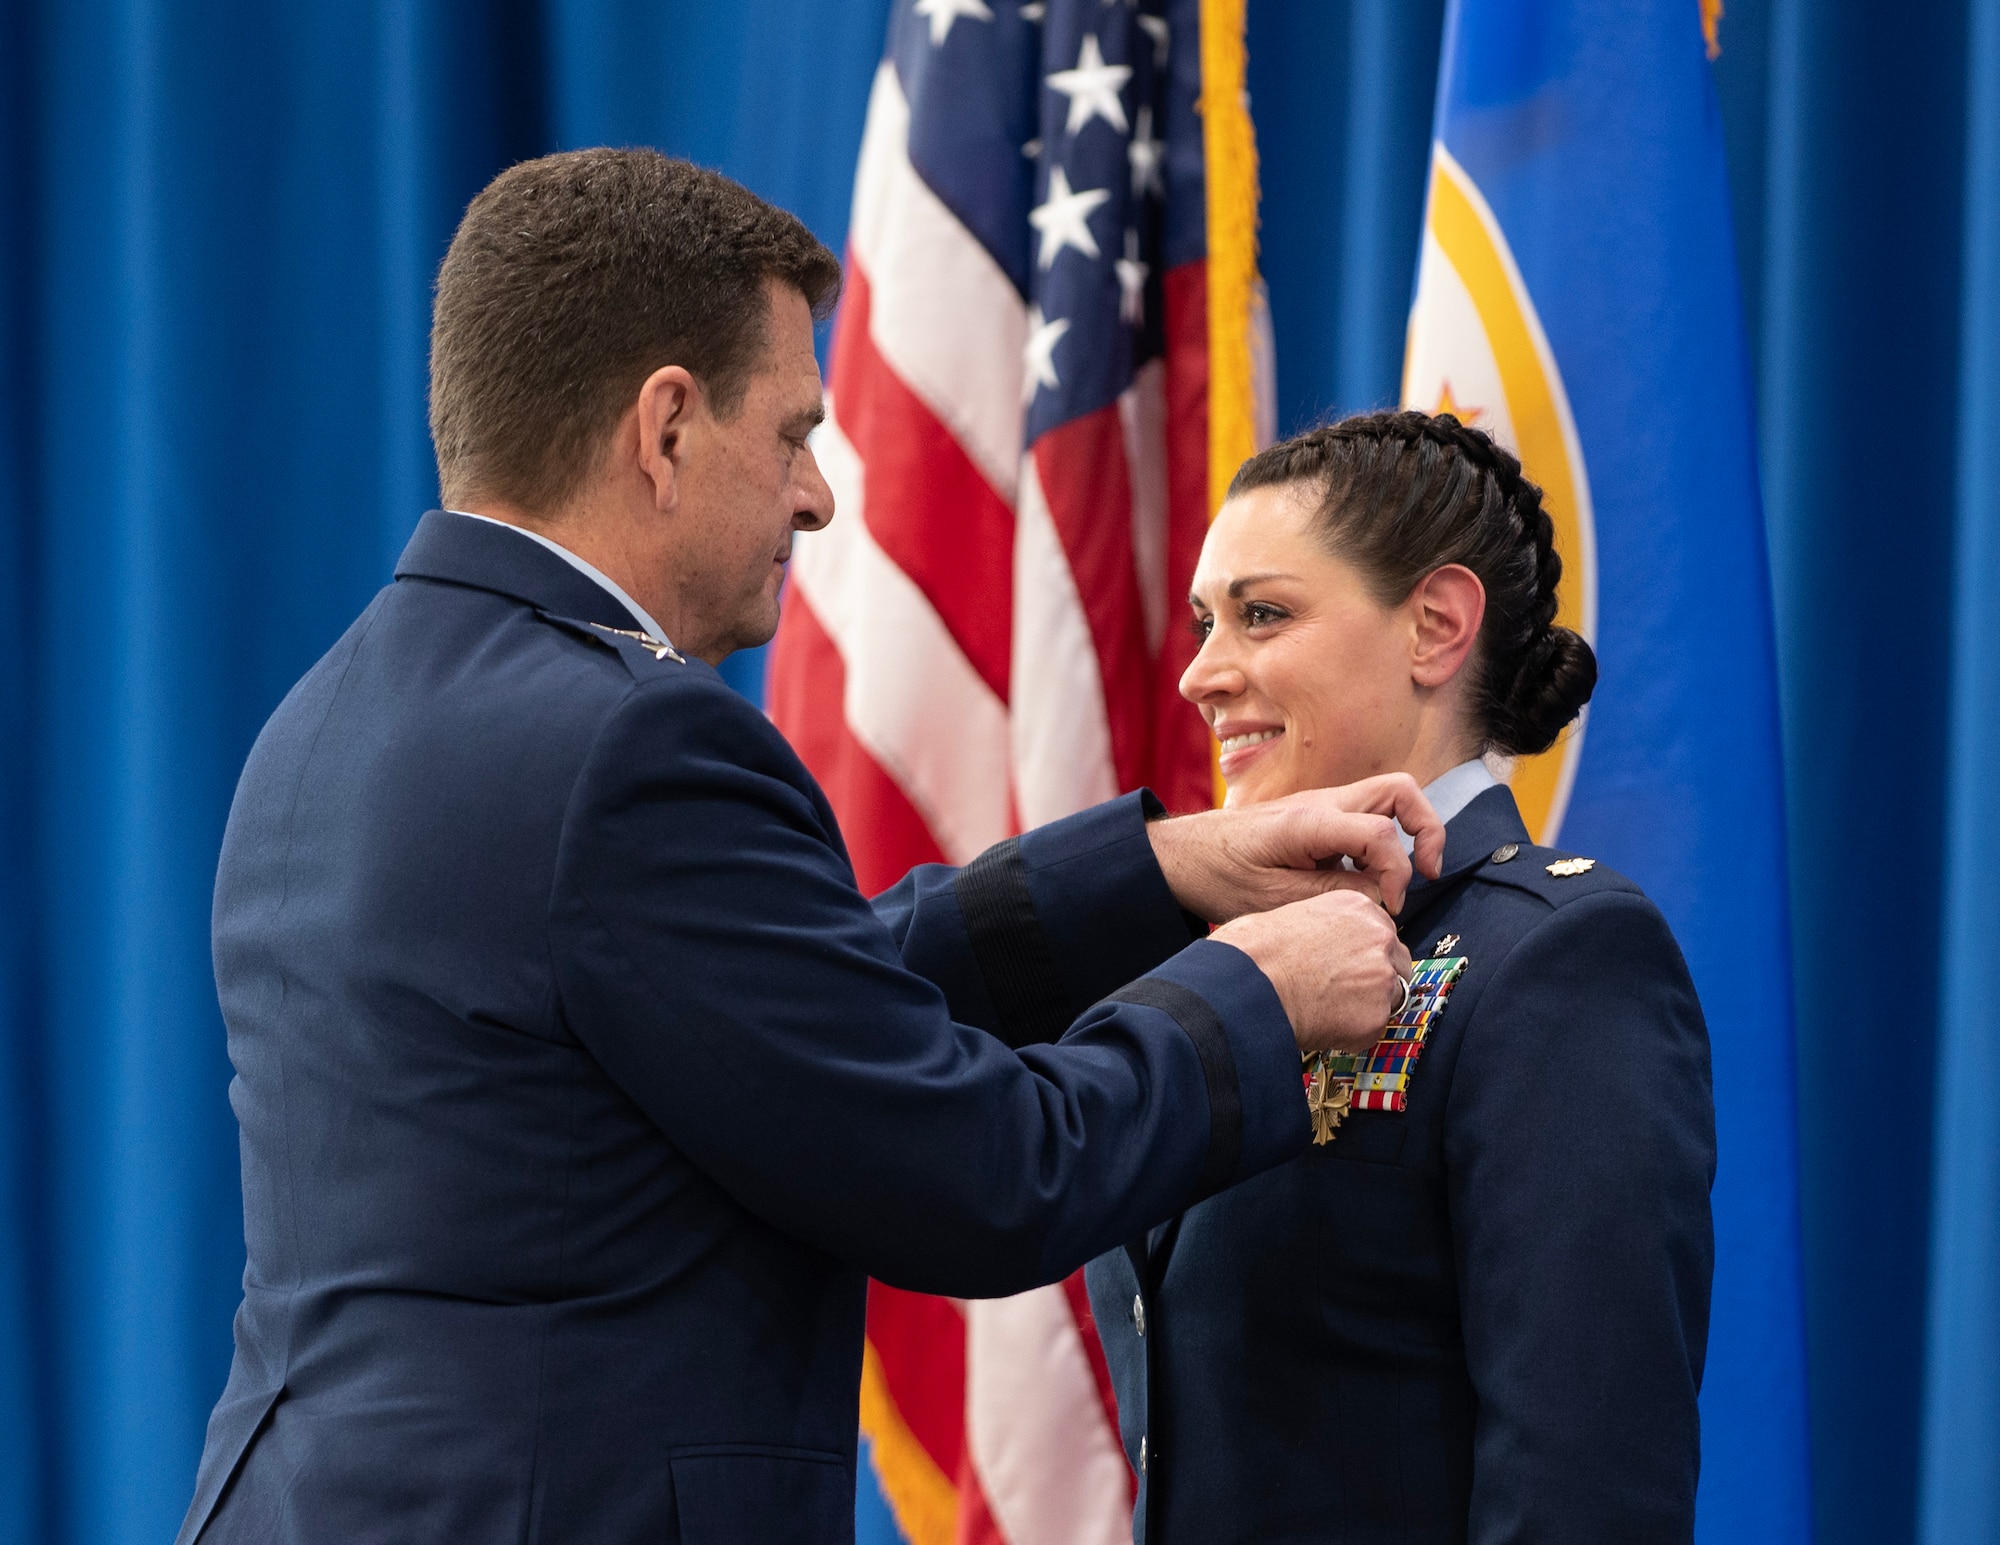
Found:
[1200,0,1262,520]
[1200,0,1263,808]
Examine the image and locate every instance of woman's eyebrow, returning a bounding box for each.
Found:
[1225,572,1298,598]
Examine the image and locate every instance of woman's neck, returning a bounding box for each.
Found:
[1396,721,1485,792]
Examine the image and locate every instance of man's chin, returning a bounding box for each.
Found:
[713,598,783,662]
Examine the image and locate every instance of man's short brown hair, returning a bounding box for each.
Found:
[429,149,842,513]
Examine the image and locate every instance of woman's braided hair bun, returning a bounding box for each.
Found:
[1229,408,1596,758]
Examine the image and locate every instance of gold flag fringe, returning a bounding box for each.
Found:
[857,1341,957,1545]
[1200,0,1263,519]
[1201,0,1264,806]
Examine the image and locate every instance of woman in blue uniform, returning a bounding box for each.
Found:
[1086,410,1715,1545]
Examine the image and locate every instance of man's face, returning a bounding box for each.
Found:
[666,280,832,662]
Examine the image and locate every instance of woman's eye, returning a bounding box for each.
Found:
[1244,603,1286,627]
[1189,614,1214,640]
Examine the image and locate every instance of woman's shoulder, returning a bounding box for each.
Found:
[1465,840,1646,912]
[1422,840,1697,1036]
[1409,839,1684,988]
[1421,840,1708,1123]
[1407,785,1683,970]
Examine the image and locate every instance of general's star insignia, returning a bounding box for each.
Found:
[1546,857,1597,877]
[587,622,684,663]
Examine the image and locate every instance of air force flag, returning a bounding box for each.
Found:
[1404,5,1813,1541]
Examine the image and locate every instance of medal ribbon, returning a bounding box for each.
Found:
[1302,954,1468,1144]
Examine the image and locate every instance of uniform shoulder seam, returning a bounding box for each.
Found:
[1470,844,1642,906]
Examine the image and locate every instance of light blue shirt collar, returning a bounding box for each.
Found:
[1397,758,1501,853]
[1424,758,1500,828]
[445,509,675,650]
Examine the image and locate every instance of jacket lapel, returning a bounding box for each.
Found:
[1398,783,1532,938]
[1126,1214,1186,1289]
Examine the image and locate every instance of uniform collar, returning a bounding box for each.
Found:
[444,510,675,647]
[1385,759,1498,856]
[1403,782,1532,908]
[394,509,650,636]
[1421,758,1500,829]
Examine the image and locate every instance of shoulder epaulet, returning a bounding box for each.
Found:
[538,611,687,669]
[583,621,685,664]
[1474,841,1640,904]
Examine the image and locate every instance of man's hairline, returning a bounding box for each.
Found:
[437,272,826,511]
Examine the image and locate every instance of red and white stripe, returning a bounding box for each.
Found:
[770,55,1187,1542]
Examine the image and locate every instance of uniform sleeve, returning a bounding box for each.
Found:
[548,674,1310,1298]
[871,791,1206,1045]
[1445,890,1716,1545]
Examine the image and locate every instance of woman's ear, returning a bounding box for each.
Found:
[1409,564,1486,687]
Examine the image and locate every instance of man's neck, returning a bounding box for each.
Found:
[458,498,662,607]
[446,505,676,650]
[450,497,582,554]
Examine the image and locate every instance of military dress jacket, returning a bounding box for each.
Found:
[178,511,1312,1545]
[1087,785,1716,1545]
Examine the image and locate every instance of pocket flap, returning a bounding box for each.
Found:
[670,1446,851,1544]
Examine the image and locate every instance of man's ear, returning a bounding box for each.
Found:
[634,365,700,515]
[1409,563,1485,687]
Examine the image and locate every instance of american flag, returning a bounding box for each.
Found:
[766,0,1263,1539]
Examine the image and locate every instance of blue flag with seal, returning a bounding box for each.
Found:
[1403,3,1812,1540]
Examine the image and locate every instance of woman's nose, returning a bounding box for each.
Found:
[1179,635,1245,704]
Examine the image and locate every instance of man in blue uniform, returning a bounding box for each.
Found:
[176,150,1441,1544]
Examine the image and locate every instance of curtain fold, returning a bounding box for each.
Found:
[1921,3,2000,1541]
[1756,4,1970,1542]
[1248,0,1447,426]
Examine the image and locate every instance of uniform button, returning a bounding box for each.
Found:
[1139,1435,1148,1472]
[1491,842,1519,864]
[1132,1295,1146,1336]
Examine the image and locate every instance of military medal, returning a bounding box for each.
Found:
[1304,1050,1359,1142]
[1301,952,1469,1143]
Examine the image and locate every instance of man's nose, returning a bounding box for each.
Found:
[793,446,835,531]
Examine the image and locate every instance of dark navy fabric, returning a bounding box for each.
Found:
[179,510,1311,1545]
[1088,784,1716,1545]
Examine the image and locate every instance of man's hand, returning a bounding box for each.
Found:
[1147,774,1446,921]
[1212,890,1415,1056]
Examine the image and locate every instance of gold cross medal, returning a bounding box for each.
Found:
[1304,1050,1360,1143]
[1302,947,1470,1144]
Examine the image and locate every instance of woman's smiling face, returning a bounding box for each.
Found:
[1183,483,1442,807]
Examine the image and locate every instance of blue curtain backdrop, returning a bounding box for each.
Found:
[0,2,1994,1543]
